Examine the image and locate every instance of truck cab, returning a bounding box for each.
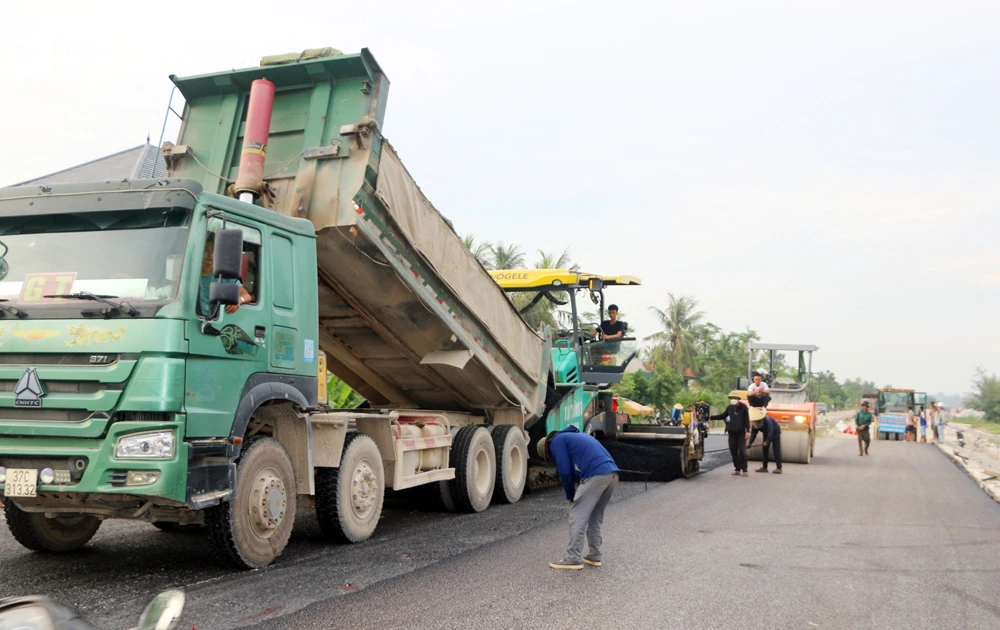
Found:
[0,179,319,562]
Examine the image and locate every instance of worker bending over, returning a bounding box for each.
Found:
[539,426,620,570]
[748,407,783,474]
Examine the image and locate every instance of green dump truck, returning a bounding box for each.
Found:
[0,48,701,568]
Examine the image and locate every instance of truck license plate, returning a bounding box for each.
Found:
[3,469,38,498]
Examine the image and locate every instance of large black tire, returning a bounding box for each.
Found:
[428,478,458,513]
[448,426,496,513]
[491,425,528,504]
[3,502,101,553]
[206,437,296,569]
[315,432,385,543]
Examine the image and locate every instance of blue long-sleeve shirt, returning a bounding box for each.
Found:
[547,426,619,501]
[748,416,781,447]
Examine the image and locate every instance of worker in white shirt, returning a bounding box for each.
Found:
[747,372,771,408]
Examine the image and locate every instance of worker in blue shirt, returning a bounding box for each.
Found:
[538,426,620,570]
[747,407,783,474]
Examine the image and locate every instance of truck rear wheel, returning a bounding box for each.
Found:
[315,432,385,543]
[491,425,527,504]
[3,502,101,553]
[450,426,496,512]
[206,437,296,569]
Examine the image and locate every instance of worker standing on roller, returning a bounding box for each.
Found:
[538,426,620,570]
[711,392,750,477]
[747,372,771,408]
[748,408,783,474]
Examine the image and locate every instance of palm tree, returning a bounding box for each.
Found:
[462,234,494,269]
[534,248,578,272]
[647,294,705,373]
[491,241,526,270]
[528,248,578,327]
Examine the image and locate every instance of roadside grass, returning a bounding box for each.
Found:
[951,416,1000,437]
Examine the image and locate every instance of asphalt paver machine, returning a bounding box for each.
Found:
[494,270,705,479]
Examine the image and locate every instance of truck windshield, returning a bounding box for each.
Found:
[0,209,191,316]
[879,391,911,411]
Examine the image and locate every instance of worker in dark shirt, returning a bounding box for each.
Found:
[855,401,874,456]
[748,407,783,474]
[711,391,751,476]
[538,426,620,570]
[594,304,626,340]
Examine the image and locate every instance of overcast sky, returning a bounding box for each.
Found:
[2,0,996,395]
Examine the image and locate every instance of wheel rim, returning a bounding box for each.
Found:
[350,458,378,520]
[248,466,287,538]
[474,448,491,494]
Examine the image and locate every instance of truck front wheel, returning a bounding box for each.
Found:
[315,432,385,543]
[3,502,101,553]
[206,437,297,569]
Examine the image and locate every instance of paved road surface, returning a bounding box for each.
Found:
[3,435,998,629]
[0,437,728,628]
[267,437,1000,630]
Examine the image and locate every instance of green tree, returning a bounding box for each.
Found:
[841,377,877,409]
[490,242,526,270]
[328,374,365,408]
[462,234,494,268]
[966,368,1000,423]
[612,363,684,415]
[696,328,760,394]
[647,294,705,374]
[807,370,847,408]
[535,248,578,272]
[508,248,579,330]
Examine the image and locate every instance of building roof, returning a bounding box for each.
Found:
[10,143,167,187]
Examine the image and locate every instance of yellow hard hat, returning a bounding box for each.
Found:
[727,390,743,400]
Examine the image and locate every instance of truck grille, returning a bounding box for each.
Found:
[0,409,109,422]
[0,381,124,394]
[0,353,136,366]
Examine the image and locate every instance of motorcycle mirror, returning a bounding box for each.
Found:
[0,603,57,630]
[136,590,185,630]
[0,240,9,282]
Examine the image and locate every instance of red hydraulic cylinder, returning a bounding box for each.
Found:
[234,78,276,199]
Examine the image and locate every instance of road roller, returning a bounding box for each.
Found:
[739,343,818,464]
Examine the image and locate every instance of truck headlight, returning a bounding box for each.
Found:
[793,416,807,423]
[115,431,175,459]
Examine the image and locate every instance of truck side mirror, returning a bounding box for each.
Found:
[138,589,185,630]
[210,282,241,307]
[212,228,244,280]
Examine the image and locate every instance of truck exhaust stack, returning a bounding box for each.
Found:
[234,78,275,203]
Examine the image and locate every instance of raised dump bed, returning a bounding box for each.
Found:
[165,48,547,422]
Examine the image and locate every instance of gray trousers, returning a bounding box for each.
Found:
[567,472,619,563]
